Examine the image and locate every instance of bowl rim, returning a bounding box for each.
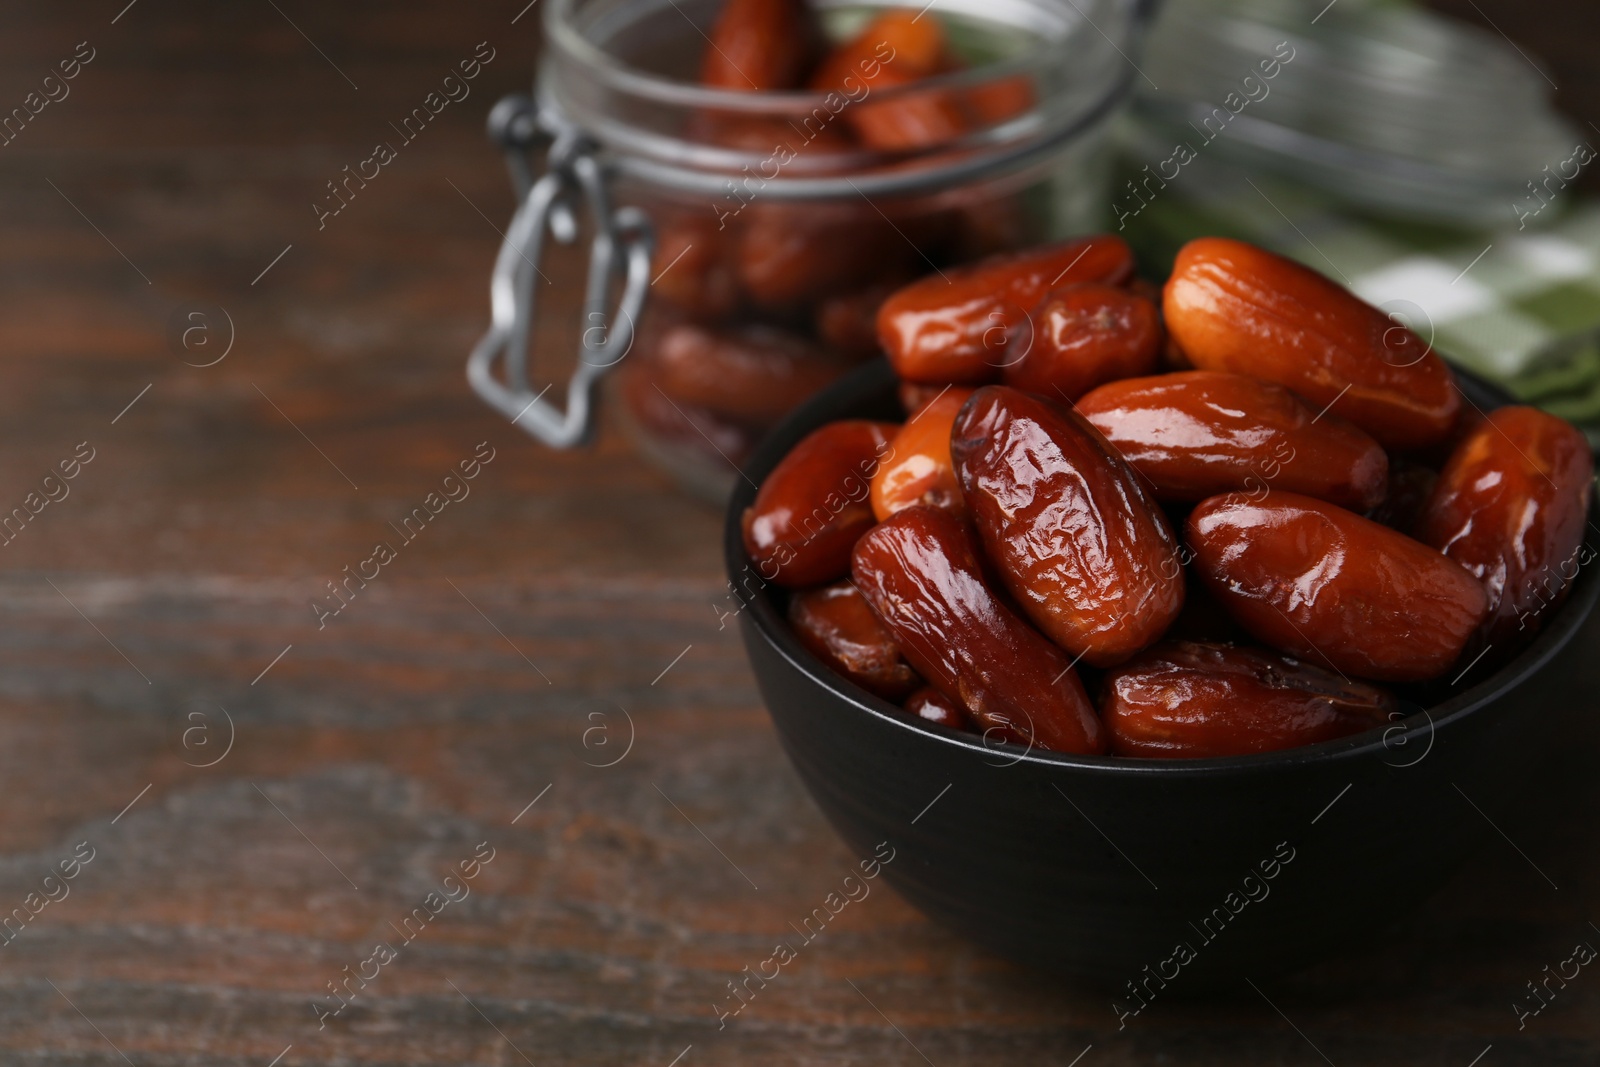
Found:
[723,358,1600,778]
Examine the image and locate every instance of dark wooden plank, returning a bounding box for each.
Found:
[0,0,1597,1063]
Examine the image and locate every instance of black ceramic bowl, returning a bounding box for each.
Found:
[725,359,1599,987]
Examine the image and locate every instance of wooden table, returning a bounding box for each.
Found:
[3,1,1597,1063]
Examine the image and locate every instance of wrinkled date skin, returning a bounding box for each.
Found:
[852,506,1106,754]
[870,387,972,520]
[878,235,1135,384]
[1164,237,1461,450]
[1078,370,1389,509]
[701,0,818,90]
[952,386,1185,666]
[1416,405,1594,646]
[1002,283,1162,401]
[1102,641,1398,758]
[1187,492,1489,681]
[789,581,919,700]
[903,686,971,730]
[653,321,850,424]
[744,420,897,588]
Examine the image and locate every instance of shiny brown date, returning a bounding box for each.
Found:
[877,235,1136,384]
[870,387,972,520]
[903,686,970,730]
[1001,283,1162,401]
[789,581,919,700]
[851,505,1106,754]
[1187,492,1490,681]
[744,420,897,588]
[1164,237,1461,450]
[1102,641,1398,758]
[1416,405,1594,646]
[652,321,850,424]
[1077,370,1389,509]
[952,386,1185,666]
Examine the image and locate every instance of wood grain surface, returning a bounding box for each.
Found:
[2,1,1598,1064]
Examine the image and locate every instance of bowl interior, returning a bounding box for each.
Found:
[723,358,1600,776]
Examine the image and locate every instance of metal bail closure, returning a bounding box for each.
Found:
[467,98,654,448]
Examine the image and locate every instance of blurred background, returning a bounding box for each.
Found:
[1122,0,1600,435]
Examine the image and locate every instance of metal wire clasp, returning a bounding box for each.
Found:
[467,94,654,448]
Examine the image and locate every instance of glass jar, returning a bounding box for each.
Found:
[467,0,1156,501]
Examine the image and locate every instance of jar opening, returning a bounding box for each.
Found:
[541,0,1144,198]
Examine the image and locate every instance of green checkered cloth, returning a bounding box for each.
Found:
[1118,170,1600,435]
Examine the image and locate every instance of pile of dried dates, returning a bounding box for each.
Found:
[625,0,1035,466]
[742,235,1595,758]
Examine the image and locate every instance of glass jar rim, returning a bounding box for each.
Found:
[543,0,1082,111]
[540,0,1146,199]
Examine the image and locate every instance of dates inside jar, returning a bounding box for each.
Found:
[789,581,919,700]
[1163,237,1461,451]
[623,1,1051,485]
